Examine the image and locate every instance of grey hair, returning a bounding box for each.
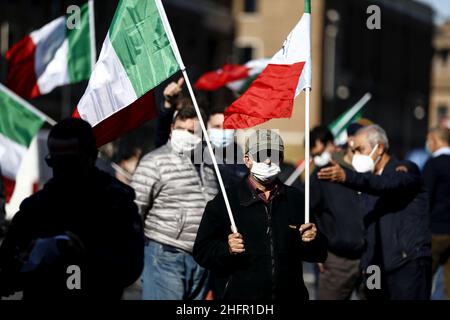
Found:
[355,124,389,150]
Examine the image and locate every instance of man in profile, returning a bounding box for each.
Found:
[0,118,144,299]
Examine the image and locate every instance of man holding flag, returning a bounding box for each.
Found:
[193,129,327,300]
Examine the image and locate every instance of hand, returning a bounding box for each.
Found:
[318,263,325,273]
[300,223,317,242]
[163,77,185,109]
[228,232,245,255]
[317,160,346,183]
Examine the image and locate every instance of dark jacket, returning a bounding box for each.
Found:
[423,154,450,234]
[311,165,366,259]
[193,176,327,301]
[342,157,431,273]
[0,166,6,239]
[0,168,144,299]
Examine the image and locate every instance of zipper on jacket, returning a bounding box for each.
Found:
[264,202,276,300]
[221,275,233,299]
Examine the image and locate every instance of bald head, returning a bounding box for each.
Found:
[427,127,450,153]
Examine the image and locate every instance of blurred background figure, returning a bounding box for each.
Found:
[310,125,366,300]
[115,147,142,186]
[318,125,432,300]
[423,126,450,300]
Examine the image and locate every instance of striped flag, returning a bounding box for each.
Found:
[0,84,47,203]
[224,0,312,129]
[6,1,95,99]
[73,0,181,147]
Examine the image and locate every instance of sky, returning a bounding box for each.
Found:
[415,0,450,24]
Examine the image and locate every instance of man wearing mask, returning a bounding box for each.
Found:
[310,125,366,300]
[423,127,450,298]
[318,125,432,300]
[131,105,218,300]
[310,126,336,168]
[206,106,247,187]
[194,129,327,300]
[158,79,247,188]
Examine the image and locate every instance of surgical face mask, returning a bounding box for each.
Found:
[314,150,332,167]
[250,156,281,184]
[171,129,202,154]
[352,143,380,173]
[208,128,235,149]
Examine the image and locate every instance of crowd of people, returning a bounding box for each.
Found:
[0,78,449,301]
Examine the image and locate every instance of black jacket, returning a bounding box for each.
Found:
[342,157,431,273]
[193,176,327,301]
[423,154,450,234]
[0,166,6,239]
[311,166,366,259]
[0,168,144,299]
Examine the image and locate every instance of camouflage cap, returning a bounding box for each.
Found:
[245,129,284,155]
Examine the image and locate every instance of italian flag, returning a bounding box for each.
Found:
[224,0,312,129]
[6,1,95,99]
[194,58,269,92]
[73,0,181,147]
[329,93,372,145]
[0,84,47,203]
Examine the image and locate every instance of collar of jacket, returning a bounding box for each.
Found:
[238,175,286,207]
[379,155,399,175]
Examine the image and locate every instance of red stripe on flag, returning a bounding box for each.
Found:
[6,35,40,99]
[223,62,305,129]
[195,64,249,91]
[3,176,16,203]
[74,90,157,147]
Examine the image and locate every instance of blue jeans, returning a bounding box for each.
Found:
[142,239,209,300]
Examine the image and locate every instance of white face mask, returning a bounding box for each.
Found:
[207,128,235,149]
[171,129,202,154]
[250,156,281,184]
[352,143,380,173]
[314,150,332,167]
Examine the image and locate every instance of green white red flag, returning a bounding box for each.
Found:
[6,1,95,99]
[73,0,181,146]
[224,0,312,129]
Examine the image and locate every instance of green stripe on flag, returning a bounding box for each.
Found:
[108,0,180,97]
[67,2,92,83]
[304,0,311,14]
[0,90,45,147]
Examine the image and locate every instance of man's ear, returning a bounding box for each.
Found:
[378,144,386,156]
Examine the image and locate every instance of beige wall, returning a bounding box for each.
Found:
[429,22,450,128]
[232,0,325,163]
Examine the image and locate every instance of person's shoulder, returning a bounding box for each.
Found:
[391,158,420,175]
[139,144,172,164]
[283,184,304,197]
[96,169,136,201]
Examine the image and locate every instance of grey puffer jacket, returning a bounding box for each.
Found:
[131,142,218,253]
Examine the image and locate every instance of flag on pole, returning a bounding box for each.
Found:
[223,1,312,129]
[328,93,372,145]
[6,1,95,99]
[0,84,47,203]
[73,0,180,147]
[195,58,269,92]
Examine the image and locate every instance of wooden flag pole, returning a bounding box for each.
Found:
[155,0,238,233]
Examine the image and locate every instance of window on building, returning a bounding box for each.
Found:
[244,0,257,13]
[235,46,254,64]
[437,105,448,119]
